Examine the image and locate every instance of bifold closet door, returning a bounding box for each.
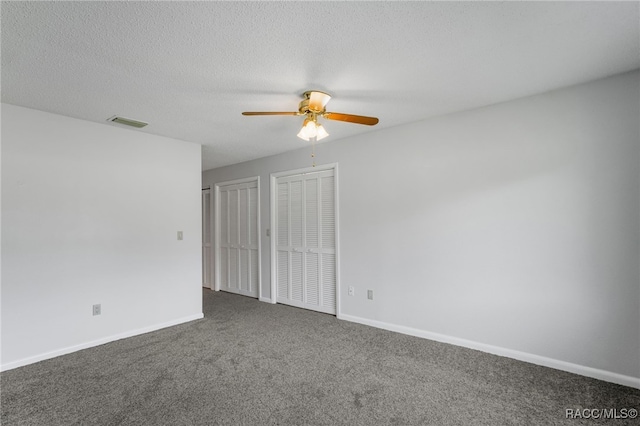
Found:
[218,180,259,298]
[275,170,336,314]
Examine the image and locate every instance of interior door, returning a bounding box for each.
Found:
[202,188,212,289]
[275,169,336,314]
[216,179,260,298]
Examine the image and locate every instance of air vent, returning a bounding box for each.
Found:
[107,116,148,128]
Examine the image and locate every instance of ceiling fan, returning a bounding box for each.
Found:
[242,91,379,141]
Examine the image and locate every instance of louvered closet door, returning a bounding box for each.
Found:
[276,170,336,314]
[219,181,259,298]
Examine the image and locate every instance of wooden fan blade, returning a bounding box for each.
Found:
[308,91,331,111]
[324,112,379,126]
[242,111,299,116]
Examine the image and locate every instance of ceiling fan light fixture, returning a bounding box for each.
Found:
[315,123,329,140]
[297,119,312,140]
[297,127,310,141]
[297,118,329,141]
[297,118,320,141]
[303,119,318,137]
[243,89,376,143]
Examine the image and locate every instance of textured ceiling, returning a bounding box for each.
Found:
[2,1,638,171]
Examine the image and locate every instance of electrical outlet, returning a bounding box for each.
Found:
[177,231,183,240]
[93,304,101,316]
[348,286,355,296]
[367,290,374,300]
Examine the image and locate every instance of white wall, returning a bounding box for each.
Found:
[1,104,203,369]
[203,71,640,387]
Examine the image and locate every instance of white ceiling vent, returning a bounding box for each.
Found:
[107,115,148,128]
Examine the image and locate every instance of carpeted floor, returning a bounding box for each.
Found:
[1,289,638,425]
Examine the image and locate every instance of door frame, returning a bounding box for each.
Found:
[269,163,341,317]
[214,176,262,298]
[202,187,213,289]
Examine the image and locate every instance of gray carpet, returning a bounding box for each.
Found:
[1,289,638,425]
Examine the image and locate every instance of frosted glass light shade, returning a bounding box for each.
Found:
[297,118,328,141]
[297,127,310,141]
[315,124,329,140]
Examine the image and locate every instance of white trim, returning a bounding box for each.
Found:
[339,314,640,390]
[334,164,341,318]
[256,177,263,300]
[270,163,340,314]
[0,313,204,372]
[213,176,261,298]
[270,175,277,301]
[214,176,262,187]
[209,187,214,288]
[270,162,338,179]
[214,184,221,291]
[259,296,274,304]
[202,188,213,289]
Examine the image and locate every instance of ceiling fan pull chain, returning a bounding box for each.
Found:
[311,136,316,167]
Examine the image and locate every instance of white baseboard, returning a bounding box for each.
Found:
[259,296,274,304]
[0,313,204,372]
[339,314,640,390]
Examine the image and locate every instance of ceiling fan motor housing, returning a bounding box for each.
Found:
[298,99,313,114]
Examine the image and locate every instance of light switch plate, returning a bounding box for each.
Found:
[177,231,183,240]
